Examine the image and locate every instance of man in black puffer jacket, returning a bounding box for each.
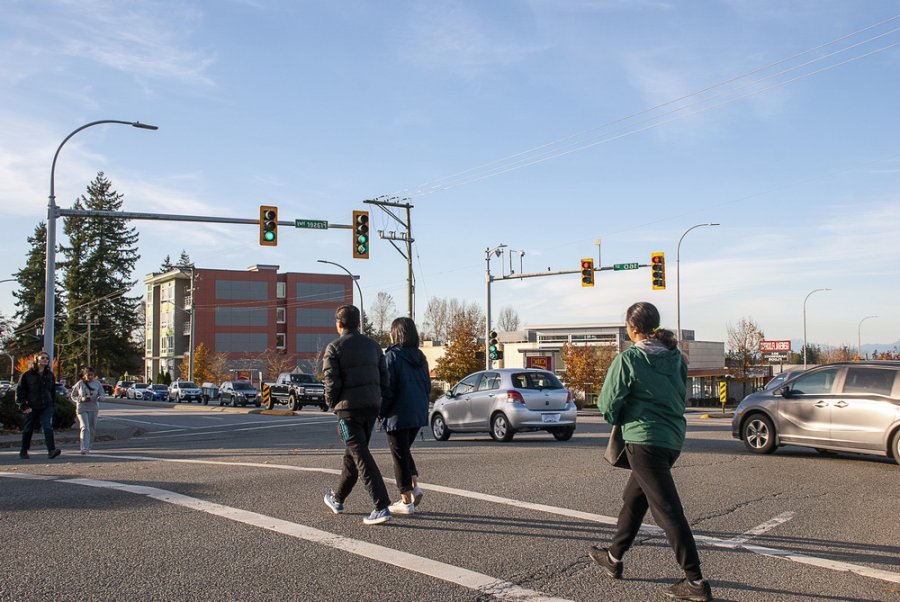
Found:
[322,305,392,525]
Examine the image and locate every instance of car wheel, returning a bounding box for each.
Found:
[431,414,451,441]
[255,402,261,407]
[551,426,575,441]
[742,413,776,454]
[490,413,515,442]
[891,429,900,466]
[320,404,329,412]
[289,395,299,411]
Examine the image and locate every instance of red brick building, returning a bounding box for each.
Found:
[143,265,352,382]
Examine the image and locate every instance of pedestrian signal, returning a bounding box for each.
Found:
[259,206,278,246]
[651,252,666,290]
[581,258,594,287]
[352,210,369,259]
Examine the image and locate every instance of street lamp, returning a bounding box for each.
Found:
[317,260,364,330]
[857,315,878,360]
[676,223,719,348]
[802,288,831,369]
[44,120,158,366]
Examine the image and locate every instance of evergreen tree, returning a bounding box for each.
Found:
[160,255,174,272]
[10,223,65,358]
[59,172,142,377]
[176,250,194,268]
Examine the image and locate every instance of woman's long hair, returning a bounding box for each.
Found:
[390,317,420,348]
[626,302,678,350]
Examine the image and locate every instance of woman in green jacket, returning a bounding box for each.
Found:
[591,302,712,602]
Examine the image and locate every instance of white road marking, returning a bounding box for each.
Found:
[0,472,571,602]
[727,511,796,544]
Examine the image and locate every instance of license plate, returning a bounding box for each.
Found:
[542,413,561,423]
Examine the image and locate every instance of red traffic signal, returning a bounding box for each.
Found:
[651,252,666,290]
[581,258,594,287]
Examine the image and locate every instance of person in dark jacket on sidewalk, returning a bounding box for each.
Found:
[322,305,393,525]
[590,302,712,602]
[380,317,430,515]
[16,351,62,460]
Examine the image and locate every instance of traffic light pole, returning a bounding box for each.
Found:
[57,208,354,229]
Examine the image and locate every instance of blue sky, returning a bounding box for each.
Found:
[1,0,899,352]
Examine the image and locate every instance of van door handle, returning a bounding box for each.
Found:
[814,401,829,408]
[833,400,848,408]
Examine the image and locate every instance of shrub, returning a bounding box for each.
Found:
[0,389,76,431]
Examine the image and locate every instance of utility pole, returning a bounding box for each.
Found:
[78,310,100,367]
[365,197,415,319]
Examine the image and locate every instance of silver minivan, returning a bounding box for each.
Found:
[430,368,577,442]
[732,362,900,464]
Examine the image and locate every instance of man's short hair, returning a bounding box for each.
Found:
[335,305,360,330]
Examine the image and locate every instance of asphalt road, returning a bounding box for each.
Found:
[1,401,898,601]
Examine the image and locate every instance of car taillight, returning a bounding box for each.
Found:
[506,390,525,404]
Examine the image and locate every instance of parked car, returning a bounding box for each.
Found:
[266,372,327,411]
[732,361,900,465]
[99,382,113,396]
[114,380,136,398]
[429,368,577,442]
[219,380,261,407]
[168,381,203,403]
[200,382,219,405]
[0,380,12,395]
[149,383,170,401]
[126,382,152,400]
[55,382,68,400]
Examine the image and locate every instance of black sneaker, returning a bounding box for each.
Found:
[588,545,622,579]
[48,449,61,460]
[19,451,29,460]
[664,578,712,601]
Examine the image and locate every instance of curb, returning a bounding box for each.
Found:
[699,412,734,419]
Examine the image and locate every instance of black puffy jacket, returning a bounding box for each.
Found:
[323,329,389,413]
[16,368,56,411]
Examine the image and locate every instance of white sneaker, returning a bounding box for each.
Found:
[412,487,424,507]
[388,500,414,515]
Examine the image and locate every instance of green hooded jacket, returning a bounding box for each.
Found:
[596,341,688,451]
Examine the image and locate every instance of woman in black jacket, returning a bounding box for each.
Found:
[381,317,430,515]
[16,351,61,460]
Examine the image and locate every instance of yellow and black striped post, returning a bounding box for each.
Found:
[262,384,273,410]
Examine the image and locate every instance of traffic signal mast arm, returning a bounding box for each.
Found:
[59,208,356,229]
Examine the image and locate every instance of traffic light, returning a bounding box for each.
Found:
[489,330,500,360]
[651,252,666,290]
[581,258,594,287]
[259,205,278,246]
[352,210,369,259]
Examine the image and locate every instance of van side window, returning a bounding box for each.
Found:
[842,368,895,396]
[789,368,839,395]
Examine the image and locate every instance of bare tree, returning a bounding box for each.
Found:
[497,306,520,332]
[422,297,449,341]
[370,292,397,335]
[726,317,765,397]
[422,297,484,342]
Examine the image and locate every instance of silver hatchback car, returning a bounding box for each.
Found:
[732,361,900,464]
[430,368,577,442]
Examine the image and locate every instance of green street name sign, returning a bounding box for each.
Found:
[295,219,328,230]
[613,262,639,271]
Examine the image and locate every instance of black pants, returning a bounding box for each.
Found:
[21,405,55,453]
[609,443,703,581]
[386,427,420,494]
[334,412,390,511]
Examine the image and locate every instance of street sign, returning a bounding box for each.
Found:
[766,353,788,362]
[760,340,791,353]
[613,262,639,271]
[718,381,727,405]
[295,219,328,229]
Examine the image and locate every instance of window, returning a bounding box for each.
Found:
[277,282,286,299]
[513,372,564,390]
[842,368,895,396]
[789,368,839,395]
[276,333,286,349]
[477,372,501,391]
[454,374,480,395]
[276,308,286,324]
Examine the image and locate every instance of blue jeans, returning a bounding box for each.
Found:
[21,405,55,453]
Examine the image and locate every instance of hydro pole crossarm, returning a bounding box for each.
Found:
[490,264,647,283]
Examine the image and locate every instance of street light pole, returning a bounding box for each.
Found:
[44,120,158,366]
[802,288,831,369]
[857,315,878,360]
[317,260,364,330]
[676,223,719,348]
